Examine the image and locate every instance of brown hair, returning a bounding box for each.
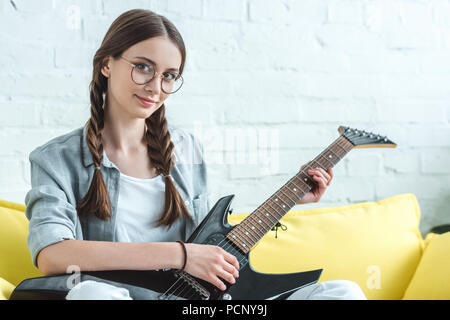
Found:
[76,9,191,228]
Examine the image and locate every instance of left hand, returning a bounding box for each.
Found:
[296,163,333,205]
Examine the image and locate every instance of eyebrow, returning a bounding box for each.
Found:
[134,56,180,72]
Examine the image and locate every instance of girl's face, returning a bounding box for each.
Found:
[101,36,182,120]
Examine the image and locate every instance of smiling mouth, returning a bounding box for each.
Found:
[136,95,158,103]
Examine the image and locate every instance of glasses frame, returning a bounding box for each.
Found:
[119,56,184,94]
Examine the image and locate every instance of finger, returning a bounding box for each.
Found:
[315,167,331,180]
[223,251,240,271]
[211,276,227,291]
[309,168,331,185]
[223,260,239,279]
[312,174,327,188]
[218,268,236,286]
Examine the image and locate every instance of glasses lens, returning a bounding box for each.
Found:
[132,64,154,85]
[162,75,183,94]
[132,64,183,94]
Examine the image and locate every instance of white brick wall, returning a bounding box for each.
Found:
[1,0,449,236]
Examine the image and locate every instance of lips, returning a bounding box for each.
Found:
[136,95,157,103]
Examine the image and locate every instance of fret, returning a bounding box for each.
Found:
[238,221,260,244]
[297,173,314,188]
[334,143,347,157]
[228,231,251,250]
[272,193,291,209]
[264,200,283,222]
[250,209,273,231]
[289,178,307,194]
[229,224,253,245]
[255,206,278,228]
[260,206,280,226]
[327,148,341,161]
[318,153,335,167]
[267,196,286,216]
[287,180,306,196]
[243,217,265,238]
[279,187,297,206]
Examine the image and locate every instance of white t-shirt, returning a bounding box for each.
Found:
[114,172,185,243]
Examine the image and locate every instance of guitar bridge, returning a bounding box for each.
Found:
[174,271,210,300]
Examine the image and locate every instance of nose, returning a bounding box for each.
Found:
[143,73,163,94]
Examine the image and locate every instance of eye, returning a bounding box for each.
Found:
[163,72,178,81]
[136,63,153,73]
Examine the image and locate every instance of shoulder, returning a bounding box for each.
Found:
[29,126,84,168]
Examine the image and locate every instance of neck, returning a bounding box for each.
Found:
[102,106,147,154]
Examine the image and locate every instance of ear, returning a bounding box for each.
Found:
[100,56,112,78]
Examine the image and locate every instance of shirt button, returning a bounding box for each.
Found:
[184,200,190,206]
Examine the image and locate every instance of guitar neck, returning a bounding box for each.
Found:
[226,135,355,254]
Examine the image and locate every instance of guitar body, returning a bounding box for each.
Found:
[10,195,322,300]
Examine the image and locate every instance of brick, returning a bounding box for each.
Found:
[315,24,383,53]
[0,156,25,185]
[346,152,382,177]
[277,124,337,149]
[421,151,450,174]
[11,71,90,98]
[376,99,446,123]
[327,0,363,24]
[306,74,382,99]
[54,45,95,69]
[0,100,40,127]
[101,0,152,17]
[40,102,90,128]
[375,175,447,200]
[380,74,450,98]
[221,96,301,125]
[0,128,62,156]
[298,99,376,123]
[384,151,420,174]
[167,0,202,18]
[248,0,290,23]
[204,0,245,21]
[432,0,450,27]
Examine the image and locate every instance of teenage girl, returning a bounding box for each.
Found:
[25,9,366,300]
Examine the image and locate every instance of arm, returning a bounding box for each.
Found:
[36,240,184,276]
[38,239,239,291]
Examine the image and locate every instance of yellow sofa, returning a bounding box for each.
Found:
[1,193,449,300]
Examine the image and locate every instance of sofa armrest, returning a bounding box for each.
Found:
[403,232,450,299]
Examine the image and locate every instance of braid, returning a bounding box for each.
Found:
[76,74,112,221]
[145,104,192,227]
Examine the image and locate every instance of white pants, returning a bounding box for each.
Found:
[66,279,367,300]
[285,280,367,300]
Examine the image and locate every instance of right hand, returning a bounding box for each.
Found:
[182,243,240,291]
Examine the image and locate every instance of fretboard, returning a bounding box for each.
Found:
[226,135,355,253]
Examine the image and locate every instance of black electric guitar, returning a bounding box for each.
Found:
[10,126,396,300]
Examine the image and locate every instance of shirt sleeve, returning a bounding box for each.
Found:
[25,150,78,268]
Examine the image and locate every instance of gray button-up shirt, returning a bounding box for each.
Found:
[25,123,211,267]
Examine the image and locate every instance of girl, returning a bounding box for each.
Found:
[25,9,366,300]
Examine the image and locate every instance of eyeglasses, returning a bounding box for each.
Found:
[119,56,184,94]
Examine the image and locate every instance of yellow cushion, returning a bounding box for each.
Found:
[228,193,423,300]
[0,277,15,300]
[403,232,450,299]
[0,200,43,286]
